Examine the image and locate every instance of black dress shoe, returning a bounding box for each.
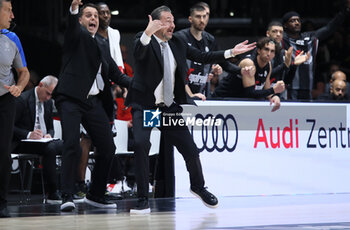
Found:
[60,193,75,212]
[190,187,218,208]
[0,206,10,218]
[130,197,150,214]
[46,191,62,204]
[84,193,117,209]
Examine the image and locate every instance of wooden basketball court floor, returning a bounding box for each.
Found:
[1,193,350,230]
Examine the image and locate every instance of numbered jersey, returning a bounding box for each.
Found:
[176,28,217,95]
[282,32,318,91]
[253,57,270,90]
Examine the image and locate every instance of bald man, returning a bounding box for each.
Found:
[332,71,347,81]
[330,79,348,100]
[325,70,350,97]
[318,72,349,100]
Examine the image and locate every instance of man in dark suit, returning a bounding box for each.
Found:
[12,76,62,204]
[126,5,256,213]
[53,0,131,212]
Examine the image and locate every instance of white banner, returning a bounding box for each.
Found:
[175,100,350,197]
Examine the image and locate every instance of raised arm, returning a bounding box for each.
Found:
[315,1,350,41]
[134,15,168,61]
[71,0,83,12]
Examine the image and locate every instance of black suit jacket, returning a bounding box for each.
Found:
[125,32,227,108]
[53,12,131,120]
[12,89,54,149]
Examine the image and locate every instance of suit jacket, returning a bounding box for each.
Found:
[53,13,131,120]
[12,89,54,149]
[125,32,227,108]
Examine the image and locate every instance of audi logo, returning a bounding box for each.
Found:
[190,114,238,152]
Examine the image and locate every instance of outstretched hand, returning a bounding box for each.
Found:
[144,15,167,37]
[231,40,256,56]
[294,51,310,66]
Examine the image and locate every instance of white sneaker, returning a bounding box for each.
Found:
[107,181,123,194]
[60,194,75,212]
[149,183,153,193]
[122,179,132,192]
[60,201,75,212]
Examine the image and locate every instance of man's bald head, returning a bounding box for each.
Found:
[331,71,346,82]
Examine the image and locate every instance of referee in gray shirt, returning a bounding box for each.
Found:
[0,0,29,218]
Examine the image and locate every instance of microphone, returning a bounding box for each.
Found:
[9,21,16,31]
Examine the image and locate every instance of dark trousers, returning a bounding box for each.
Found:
[56,96,115,197]
[0,93,16,206]
[13,140,63,194]
[131,103,205,198]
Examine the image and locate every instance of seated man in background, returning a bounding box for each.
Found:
[213,37,309,107]
[318,78,348,101]
[239,37,284,111]
[324,70,350,97]
[213,37,285,112]
[12,75,63,204]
